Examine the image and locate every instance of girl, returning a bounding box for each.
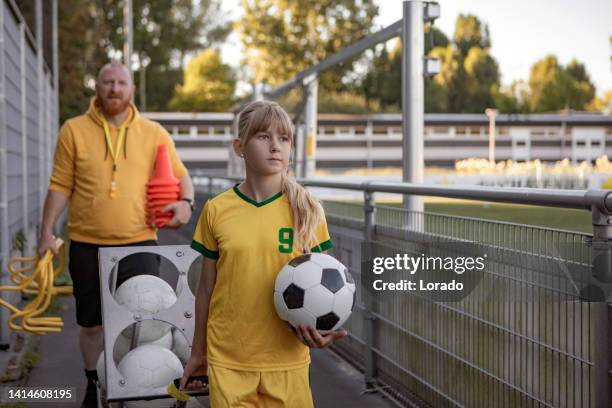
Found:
[181,100,347,407]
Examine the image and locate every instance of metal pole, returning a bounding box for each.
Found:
[486,108,498,164]
[35,0,44,212]
[139,57,146,111]
[253,83,264,101]
[123,0,133,77]
[51,0,59,166]
[51,0,62,230]
[402,1,424,215]
[0,0,9,346]
[293,125,303,179]
[20,22,28,248]
[52,0,58,112]
[363,189,377,389]
[303,76,318,179]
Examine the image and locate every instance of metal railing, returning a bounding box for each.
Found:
[194,176,612,408]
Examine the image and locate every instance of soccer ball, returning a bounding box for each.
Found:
[171,328,191,364]
[117,344,183,389]
[274,253,355,331]
[113,328,173,363]
[114,275,177,342]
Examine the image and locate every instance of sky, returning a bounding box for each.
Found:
[218,0,612,96]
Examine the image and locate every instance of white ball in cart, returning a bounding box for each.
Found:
[117,344,183,389]
[113,275,177,342]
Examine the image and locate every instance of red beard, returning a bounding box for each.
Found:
[101,96,130,116]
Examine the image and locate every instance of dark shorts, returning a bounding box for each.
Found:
[68,240,160,327]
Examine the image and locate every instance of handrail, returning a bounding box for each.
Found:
[195,175,612,213]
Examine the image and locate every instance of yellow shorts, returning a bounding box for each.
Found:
[208,364,313,408]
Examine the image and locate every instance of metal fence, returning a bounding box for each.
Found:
[195,176,612,408]
[0,0,58,344]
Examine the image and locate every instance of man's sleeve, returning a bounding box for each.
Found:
[159,126,188,179]
[48,123,75,197]
[311,213,333,253]
[191,200,219,260]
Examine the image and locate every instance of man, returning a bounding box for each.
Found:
[37,62,194,407]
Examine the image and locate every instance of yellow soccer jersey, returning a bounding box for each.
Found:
[191,185,333,371]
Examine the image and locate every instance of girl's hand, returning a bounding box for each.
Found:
[179,355,208,390]
[295,325,347,348]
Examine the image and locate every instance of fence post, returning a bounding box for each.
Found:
[588,201,612,408]
[363,188,378,389]
[0,0,9,347]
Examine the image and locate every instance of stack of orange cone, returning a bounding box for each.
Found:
[146,144,180,229]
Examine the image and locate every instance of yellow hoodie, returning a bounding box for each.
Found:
[49,97,188,245]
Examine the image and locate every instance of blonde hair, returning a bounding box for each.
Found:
[237,100,323,253]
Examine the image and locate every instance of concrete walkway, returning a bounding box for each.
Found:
[24,227,395,407]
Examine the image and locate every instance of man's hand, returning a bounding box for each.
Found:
[295,325,347,348]
[37,232,59,257]
[161,200,192,227]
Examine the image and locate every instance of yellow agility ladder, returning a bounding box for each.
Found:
[4,238,72,334]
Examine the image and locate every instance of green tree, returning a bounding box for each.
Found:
[453,14,490,56]
[527,55,596,112]
[57,1,111,123]
[119,0,230,111]
[429,44,468,112]
[360,46,392,110]
[493,80,530,113]
[239,0,378,93]
[56,0,228,119]
[527,55,558,110]
[169,49,236,112]
[463,47,499,112]
[360,32,448,113]
[425,24,450,54]
[587,89,612,113]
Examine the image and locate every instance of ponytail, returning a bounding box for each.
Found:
[281,171,323,253]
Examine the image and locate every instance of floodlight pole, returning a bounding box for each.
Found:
[123,0,133,79]
[402,1,425,216]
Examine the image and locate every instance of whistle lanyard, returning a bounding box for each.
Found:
[101,118,127,198]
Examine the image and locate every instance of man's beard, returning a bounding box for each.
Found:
[101,96,130,116]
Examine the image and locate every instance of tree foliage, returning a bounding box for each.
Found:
[239,0,378,93]
[56,0,229,121]
[453,13,490,56]
[527,55,595,112]
[358,12,599,114]
[169,49,236,112]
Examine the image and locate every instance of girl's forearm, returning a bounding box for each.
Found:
[190,258,217,358]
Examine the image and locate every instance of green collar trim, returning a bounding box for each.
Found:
[191,241,219,260]
[233,184,283,207]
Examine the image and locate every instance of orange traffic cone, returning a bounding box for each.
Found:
[147,144,180,229]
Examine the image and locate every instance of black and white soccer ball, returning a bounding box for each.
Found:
[274,253,356,331]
